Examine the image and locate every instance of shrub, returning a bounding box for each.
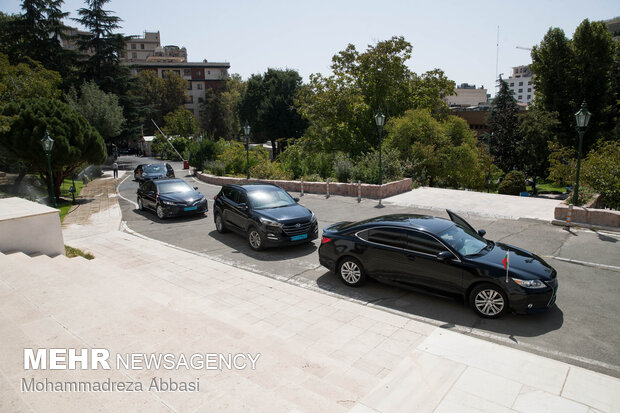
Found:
[249,161,293,180]
[498,170,527,195]
[302,174,322,182]
[351,148,404,184]
[188,138,216,169]
[581,140,619,210]
[333,152,354,182]
[203,160,226,176]
[566,185,596,207]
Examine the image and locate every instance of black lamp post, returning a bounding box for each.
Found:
[41,130,57,208]
[244,121,251,179]
[375,109,385,206]
[572,101,591,205]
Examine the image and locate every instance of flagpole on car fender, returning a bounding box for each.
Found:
[505,250,509,283]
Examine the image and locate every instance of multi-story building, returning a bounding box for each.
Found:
[605,16,620,41]
[444,83,488,108]
[506,65,535,105]
[128,61,230,118]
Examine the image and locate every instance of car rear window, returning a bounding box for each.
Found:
[144,165,166,173]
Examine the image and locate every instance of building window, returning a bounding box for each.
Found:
[198,97,204,103]
[131,44,136,50]
[518,88,523,93]
[510,83,514,87]
[527,95,531,100]
[518,95,523,100]
[207,70,211,75]
[132,52,137,59]
[197,83,202,90]
[527,88,531,92]
[519,81,523,86]
[184,69,191,77]
[140,44,144,50]
[185,95,193,104]
[188,83,192,90]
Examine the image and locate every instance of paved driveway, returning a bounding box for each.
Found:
[114,156,620,378]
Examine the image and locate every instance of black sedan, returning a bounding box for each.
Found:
[137,178,207,219]
[318,210,558,318]
[213,184,318,250]
[134,163,175,182]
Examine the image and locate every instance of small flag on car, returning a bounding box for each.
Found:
[503,250,510,282]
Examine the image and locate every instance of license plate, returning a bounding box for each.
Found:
[184,206,198,211]
[291,234,307,241]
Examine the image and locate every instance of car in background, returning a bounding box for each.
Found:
[318,210,558,318]
[137,178,207,219]
[134,163,174,182]
[213,184,318,251]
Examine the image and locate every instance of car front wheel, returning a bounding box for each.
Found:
[469,283,508,318]
[338,257,366,287]
[247,227,264,251]
[156,204,166,220]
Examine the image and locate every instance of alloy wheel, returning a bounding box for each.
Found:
[248,229,262,250]
[156,204,165,219]
[474,288,505,317]
[340,261,361,284]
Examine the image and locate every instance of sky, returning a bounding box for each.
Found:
[2,0,619,96]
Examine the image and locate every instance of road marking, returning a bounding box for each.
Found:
[116,174,138,209]
[543,255,620,272]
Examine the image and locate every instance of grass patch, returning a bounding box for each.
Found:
[65,245,94,260]
[527,181,567,193]
[57,177,85,222]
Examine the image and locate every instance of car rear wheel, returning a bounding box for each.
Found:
[338,257,366,287]
[156,204,166,220]
[247,227,264,251]
[470,283,508,318]
[137,197,144,211]
[215,212,228,233]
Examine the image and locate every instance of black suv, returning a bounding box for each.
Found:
[213,184,318,250]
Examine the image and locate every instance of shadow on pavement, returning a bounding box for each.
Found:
[315,271,564,338]
[207,230,318,261]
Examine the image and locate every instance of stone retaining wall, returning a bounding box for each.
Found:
[554,204,620,228]
[195,172,412,199]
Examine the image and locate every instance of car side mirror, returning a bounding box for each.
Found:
[437,251,455,261]
[193,186,198,190]
[478,229,486,237]
[293,197,300,203]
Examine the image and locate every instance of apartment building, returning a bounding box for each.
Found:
[444,83,488,108]
[506,65,535,105]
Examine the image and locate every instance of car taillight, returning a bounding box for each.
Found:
[321,237,332,244]
[213,196,217,200]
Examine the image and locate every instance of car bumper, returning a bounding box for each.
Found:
[509,279,558,314]
[262,225,319,247]
[160,203,208,217]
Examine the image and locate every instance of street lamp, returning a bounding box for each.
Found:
[375,109,385,207]
[243,121,251,180]
[572,101,591,205]
[40,130,57,208]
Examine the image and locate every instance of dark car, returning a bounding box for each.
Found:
[137,178,207,219]
[213,184,318,250]
[318,210,558,318]
[134,163,174,182]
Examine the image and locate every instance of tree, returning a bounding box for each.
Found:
[411,69,456,120]
[163,107,197,138]
[517,108,559,194]
[200,87,230,139]
[487,78,521,173]
[582,140,620,210]
[138,70,188,131]
[74,0,128,89]
[239,68,307,159]
[384,108,486,189]
[531,20,617,151]
[65,81,124,142]
[0,98,106,199]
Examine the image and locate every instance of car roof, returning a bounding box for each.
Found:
[153,178,184,185]
[341,214,455,234]
[228,183,282,192]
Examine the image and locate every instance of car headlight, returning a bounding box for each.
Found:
[310,212,317,223]
[259,217,283,227]
[162,200,183,206]
[512,278,546,289]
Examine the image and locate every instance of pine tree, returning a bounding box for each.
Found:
[488,78,521,173]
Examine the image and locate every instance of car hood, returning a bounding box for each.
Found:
[471,242,556,281]
[255,204,312,223]
[159,191,203,203]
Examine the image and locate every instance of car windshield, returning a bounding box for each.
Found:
[144,165,166,173]
[247,189,296,209]
[157,181,193,194]
[439,224,488,256]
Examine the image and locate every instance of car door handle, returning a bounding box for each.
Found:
[406,254,416,261]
